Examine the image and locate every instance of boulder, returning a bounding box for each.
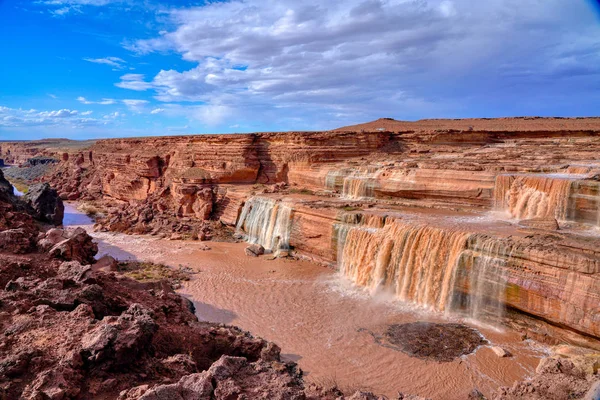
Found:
[0,228,35,254]
[23,183,64,225]
[37,228,68,251]
[467,389,487,400]
[81,304,157,367]
[245,244,265,257]
[490,346,512,358]
[94,255,118,271]
[44,227,98,265]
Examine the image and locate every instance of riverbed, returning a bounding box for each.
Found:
[64,202,546,400]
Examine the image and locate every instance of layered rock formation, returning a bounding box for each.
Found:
[2,167,403,400]
[3,118,600,341]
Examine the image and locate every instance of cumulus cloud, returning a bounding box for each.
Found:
[150,108,164,114]
[0,106,104,128]
[38,109,78,118]
[84,57,127,69]
[119,0,600,125]
[77,96,116,105]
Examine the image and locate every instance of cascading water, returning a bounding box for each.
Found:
[336,216,470,311]
[236,197,293,254]
[334,213,511,322]
[325,167,380,199]
[493,174,575,221]
[333,213,386,264]
[342,176,376,199]
[448,236,512,322]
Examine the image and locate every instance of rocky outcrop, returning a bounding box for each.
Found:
[493,346,600,400]
[0,168,14,201]
[38,227,98,264]
[0,245,393,399]
[245,244,265,257]
[5,118,600,340]
[0,169,39,253]
[23,183,64,225]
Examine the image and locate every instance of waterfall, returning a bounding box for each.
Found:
[325,167,379,199]
[12,184,24,197]
[494,174,575,221]
[333,212,386,264]
[236,197,293,254]
[447,236,512,322]
[336,217,470,311]
[325,170,346,191]
[342,176,376,199]
[335,213,511,322]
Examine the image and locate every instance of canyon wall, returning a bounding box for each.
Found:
[3,118,600,338]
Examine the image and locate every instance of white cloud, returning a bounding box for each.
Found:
[0,106,107,128]
[144,103,235,126]
[77,96,116,105]
[38,109,78,118]
[122,99,149,112]
[115,74,153,91]
[84,57,126,69]
[103,111,125,119]
[438,1,457,17]
[118,0,600,126]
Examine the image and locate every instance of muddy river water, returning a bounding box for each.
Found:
[64,203,546,400]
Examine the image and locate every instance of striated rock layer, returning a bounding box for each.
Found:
[1,167,401,400]
[3,118,600,340]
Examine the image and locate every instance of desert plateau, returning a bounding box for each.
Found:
[1,117,600,399]
[2,0,600,399]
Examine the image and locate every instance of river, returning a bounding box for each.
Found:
[63,202,546,400]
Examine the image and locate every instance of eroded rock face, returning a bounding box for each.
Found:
[0,169,40,254]
[4,118,600,339]
[23,182,64,225]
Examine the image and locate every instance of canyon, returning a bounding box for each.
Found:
[2,117,600,399]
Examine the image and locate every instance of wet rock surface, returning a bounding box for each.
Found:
[245,243,265,257]
[370,322,488,362]
[494,353,600,400]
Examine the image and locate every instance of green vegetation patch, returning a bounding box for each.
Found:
[118,261,194,286]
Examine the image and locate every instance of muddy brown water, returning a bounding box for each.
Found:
[65,203,546,400]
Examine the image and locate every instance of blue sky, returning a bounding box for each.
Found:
[0,0,599,140]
